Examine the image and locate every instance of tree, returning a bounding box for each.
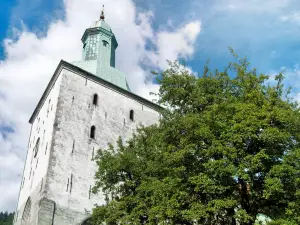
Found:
[92,53,300,225]
[0,212,14,225]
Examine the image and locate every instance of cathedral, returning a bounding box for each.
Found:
[13,8,161,225]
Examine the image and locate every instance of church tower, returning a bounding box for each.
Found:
[13,8,160,225]
[72,6,130,90]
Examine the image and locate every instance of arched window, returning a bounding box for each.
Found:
[33,138,40,158]
[102,40,109,47]
[81,217,92,225]
[93,94,98,106]
[130,110,134,121]
[90,126,96,139]
[21,198,31,225]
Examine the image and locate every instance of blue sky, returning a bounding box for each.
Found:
[1,0,300,213]
[134,0,300,73]
[0,0,16,58]
[2,0,300,75]
[0,0,64,59]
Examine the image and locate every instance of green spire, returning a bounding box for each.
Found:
[71,6,130,91]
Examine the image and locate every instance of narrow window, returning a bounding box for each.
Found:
[36,158,39,169]
[130,110,134,121]
[83,43,86,49]
[33,138,40,158]
[90,126,96,139]
[93,94,98,106]
[44,144,47,154]
[70,174,73,193]
[89,185,92,199]
[66,178,69,192]
[72,140,75,154]
[40,179,43,192]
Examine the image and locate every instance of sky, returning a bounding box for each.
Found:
[1,0,300,212]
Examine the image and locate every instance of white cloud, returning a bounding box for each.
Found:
[280,11,300,24]
[0,0,201,211]
[294,93,300,102]
[154,21,201,68]
[266,64,300,102]
[219,0,291,12]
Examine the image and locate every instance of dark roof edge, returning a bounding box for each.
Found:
[29,60,163,124]
[29,60,64,124]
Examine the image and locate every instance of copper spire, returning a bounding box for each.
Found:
[100,5,105,20]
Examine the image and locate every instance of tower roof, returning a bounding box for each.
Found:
[90,4,111,31]
[89,20,112,32]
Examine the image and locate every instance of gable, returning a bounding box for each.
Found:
[29,60,163,124]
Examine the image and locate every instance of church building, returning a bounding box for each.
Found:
[13,8,161,225]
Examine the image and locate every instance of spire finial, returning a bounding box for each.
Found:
[100,4,105,20]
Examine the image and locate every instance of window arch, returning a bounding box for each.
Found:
[81,217,92,225]
[33,138,40,158]
[93,94,98,106]
[130,110,134,121]
[102,40,109,47]
[90,126,96,139]
[21,198,31,225]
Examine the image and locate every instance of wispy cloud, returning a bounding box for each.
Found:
[280,11,300,24]
[216,0,292,13]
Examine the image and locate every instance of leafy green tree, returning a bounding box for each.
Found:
[0,212,14,225]
[92,52,300,225]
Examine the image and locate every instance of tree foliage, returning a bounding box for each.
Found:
[0,212,14,225]
[92,53,300,225]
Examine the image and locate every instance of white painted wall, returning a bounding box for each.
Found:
[45,68,160,217]
[14,66,160,225]
[16,74,63,209]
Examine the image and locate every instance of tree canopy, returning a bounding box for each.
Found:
[0,212,14,225]
[92,53,300,225]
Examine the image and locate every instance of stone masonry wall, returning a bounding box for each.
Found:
[13,72,63,225]
[44,68,160,225]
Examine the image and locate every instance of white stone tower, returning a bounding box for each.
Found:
[13,8,161,225]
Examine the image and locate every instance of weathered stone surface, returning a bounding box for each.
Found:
[14,68,159,225]
[38,198,55,225]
